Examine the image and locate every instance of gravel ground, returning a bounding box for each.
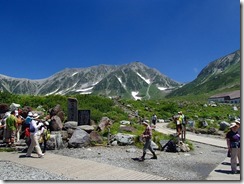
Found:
[49,142,227,180]
[0,141,227,181]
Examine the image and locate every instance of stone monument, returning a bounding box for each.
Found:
[78,110,90,126]
[67,98,78,122]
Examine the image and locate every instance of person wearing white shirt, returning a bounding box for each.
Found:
[26,113,44,158]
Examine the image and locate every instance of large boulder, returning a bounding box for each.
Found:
[68,127,90,148]
[114,133,135,145]
[46,131,64,150]
[64,121,78,130]
[0,104,9,114]
[50,115,63,131]
[79,125,94,133]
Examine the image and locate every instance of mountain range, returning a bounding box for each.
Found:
[0,49,240,100]
[167,49,240,97]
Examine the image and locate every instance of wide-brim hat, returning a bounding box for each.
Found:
[178,111,182,114]
[229,122,237,128]
[235,119,240,125]
[28,112,33,117]
[32,113,39,119]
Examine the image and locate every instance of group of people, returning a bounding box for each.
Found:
[138,111,241,175]
[0,110,51,158]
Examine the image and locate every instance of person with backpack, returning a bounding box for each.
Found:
[151,114,157,128]
[138,120,157,161]
[38,121,50,153]
[26,113,44,158]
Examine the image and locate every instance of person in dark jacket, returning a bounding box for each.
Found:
[226,122,240,174]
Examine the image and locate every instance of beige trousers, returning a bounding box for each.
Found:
[26,134,43,156]
[230,147,240,172]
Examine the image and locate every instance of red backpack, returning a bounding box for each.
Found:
[25,127,30,137]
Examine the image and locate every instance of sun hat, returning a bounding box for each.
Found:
[235,119,240,125]
[229,122,237,128]
[32,113,39,119]
[28,112,33,117]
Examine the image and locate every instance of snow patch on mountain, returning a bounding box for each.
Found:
[117,76,126,89]
[131,91,142,100]
[136,72,150,84]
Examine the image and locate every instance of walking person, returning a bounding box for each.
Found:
[226,122,240,174]
[138,120,157,161]
[5,111,17,147]
[16,114,24,142]
[151,114,157,128]
[38,121,50,153]
[26,113,44,158]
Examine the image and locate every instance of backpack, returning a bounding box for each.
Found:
[25,128,30,137]
[166,140,177,152]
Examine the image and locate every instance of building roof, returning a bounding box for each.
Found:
[209,90,240,100]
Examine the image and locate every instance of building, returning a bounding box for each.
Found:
[208,90,240,104]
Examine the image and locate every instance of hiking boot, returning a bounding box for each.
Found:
[151,155,157,159]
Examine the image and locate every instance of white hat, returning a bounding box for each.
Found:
[32,113,39,119]
[44,121,49,126]
[235,119,240,124]
[28,112,33,117]
[229,122,237,128]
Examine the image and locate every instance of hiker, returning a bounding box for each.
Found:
[138,120,157,161]
[151,114,157,128]
[173,115,182,137]
[23,111,33,129]
[26,113,44,158]
[178,111,186,141]
[16,114,24,142]
[235,119,240,135]
[38,121,50,153]
[5,111,17,147]
[226,122,240,174]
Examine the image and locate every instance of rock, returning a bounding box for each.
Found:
[10,103,21,111]
[64,121,78,129]
[90,131,103,144]
[79,125,94,133]
[0,104,9,114]
[120,120,131,125]
[151,140,159,150]
[68,127,90,148]
[50,115,63,131]
[97,117,113,132]
[115,133,135,145]
[219,121,230,131]
[119,126,136,132]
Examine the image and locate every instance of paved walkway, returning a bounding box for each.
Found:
[0,151,167,180]
[0,123,240,181]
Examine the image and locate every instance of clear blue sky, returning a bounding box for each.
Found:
[0,0,240,83]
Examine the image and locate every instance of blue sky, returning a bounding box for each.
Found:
[0,0,240,83]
